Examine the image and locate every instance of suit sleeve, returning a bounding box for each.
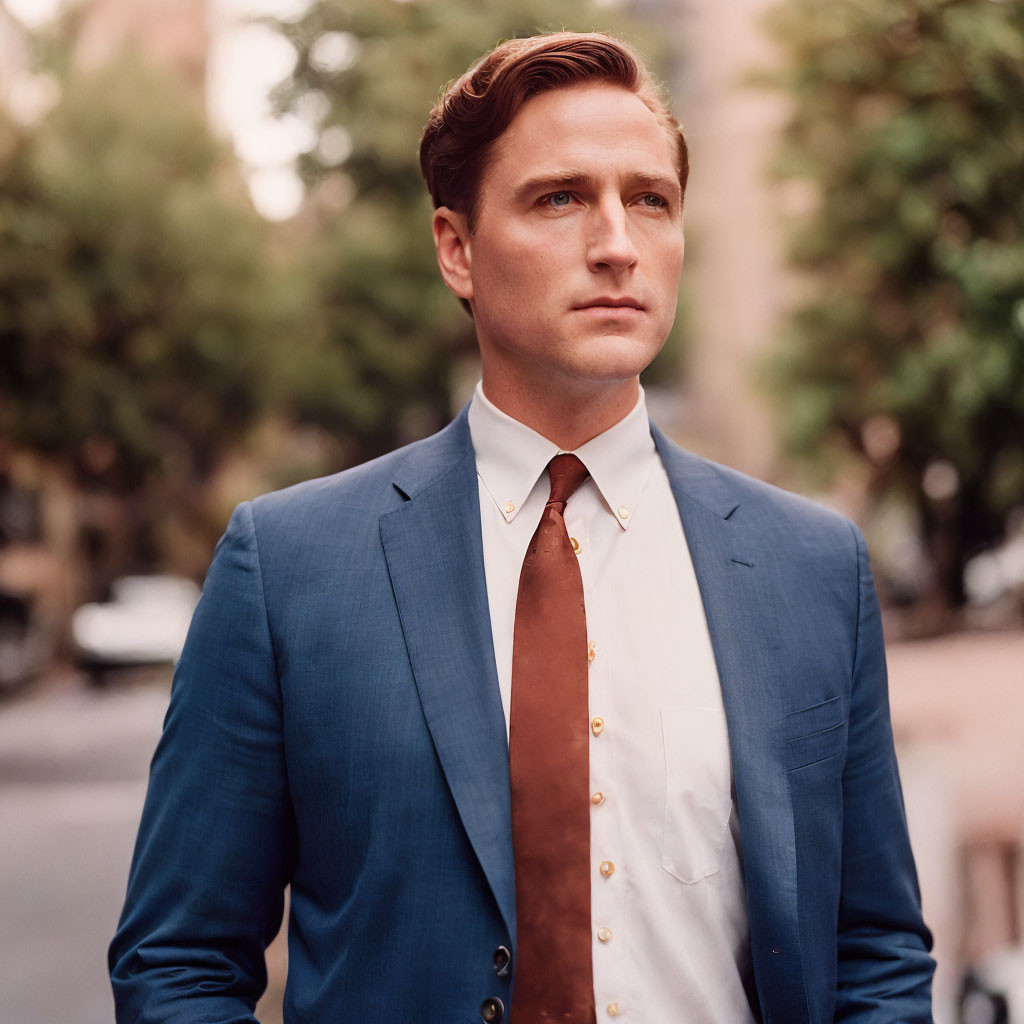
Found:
[834,523,935,1021]
[109,501,295,1023]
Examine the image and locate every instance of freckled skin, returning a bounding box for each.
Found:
[433,83,685,447]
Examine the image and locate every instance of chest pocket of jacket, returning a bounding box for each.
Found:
[660,705,734,884]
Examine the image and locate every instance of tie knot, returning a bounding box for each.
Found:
[546,453,589,506]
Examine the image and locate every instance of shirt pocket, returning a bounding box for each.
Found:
[784,695,846,771]
[660,705,733,884]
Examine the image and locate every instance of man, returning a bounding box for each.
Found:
[110,32,934,1024]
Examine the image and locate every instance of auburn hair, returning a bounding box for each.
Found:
[419,31,689,230]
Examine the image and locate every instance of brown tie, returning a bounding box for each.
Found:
[509,453,596,1024]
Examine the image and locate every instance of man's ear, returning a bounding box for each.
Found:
[432,207,473,301]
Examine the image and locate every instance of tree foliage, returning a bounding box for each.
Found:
[0,52,301,492]
[762,0,1024,606]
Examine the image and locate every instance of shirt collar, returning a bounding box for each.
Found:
[467,380,656,531]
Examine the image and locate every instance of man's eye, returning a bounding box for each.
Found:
[640,194,667,208]
[543,191,574,208]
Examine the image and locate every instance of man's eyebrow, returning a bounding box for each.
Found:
[512,171,595,205]
[631,171,682,200]
[512,169,682,205]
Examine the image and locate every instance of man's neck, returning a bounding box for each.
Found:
[479,376,641,450]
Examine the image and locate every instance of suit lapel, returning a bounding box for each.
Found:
[379,409,515,945]
[652,424,809,1024]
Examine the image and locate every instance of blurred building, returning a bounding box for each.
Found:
[0,4,33,117]
[71,0,208,91]
[0,6,27,83]
[0,0,209,124]
[654,0,790,483]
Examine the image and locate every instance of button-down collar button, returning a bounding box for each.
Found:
[597,926,612,942]
[492,945,511,977]
[591,791,605,806]
[587,640,597,663]
[480,996,504,1022]
[607,1003,620,1016]
[504,501,515,515]
[570,536,581,554]
[600,860,615,878]
[591,716,605,736]
[617,505,630,520]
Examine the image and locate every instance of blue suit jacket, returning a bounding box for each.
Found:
[110,407,934,1023]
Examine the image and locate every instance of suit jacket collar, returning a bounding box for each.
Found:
[389,405,476,500]
[648,421,740,520]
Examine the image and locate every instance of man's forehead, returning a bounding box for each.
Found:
[502,83,664,140]
[483,85,681,194]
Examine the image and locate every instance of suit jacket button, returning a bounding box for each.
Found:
[480,996,504,1022]
[493,945,512,977]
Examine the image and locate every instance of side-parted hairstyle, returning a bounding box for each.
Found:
[419,31,689,231]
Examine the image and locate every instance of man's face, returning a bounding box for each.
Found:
[442,83,685,397]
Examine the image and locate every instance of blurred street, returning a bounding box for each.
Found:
[0,668,168,1024]
[0,667,291,1024]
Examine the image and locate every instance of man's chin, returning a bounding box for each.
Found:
[565,334,665,381]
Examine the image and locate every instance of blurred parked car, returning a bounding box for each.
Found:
[72,575,200,686]
[965,527,1024,610]
[0,588,52,693]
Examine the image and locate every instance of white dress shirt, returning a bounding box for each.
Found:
[468,381,758,1022]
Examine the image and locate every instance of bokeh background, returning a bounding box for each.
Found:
[1,0,1022,1021]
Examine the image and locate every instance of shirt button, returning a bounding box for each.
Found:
[591,716,605,736]
[504,501,515,515]
[617,505,630,520]
[599,860,615,878]
[587,640,597,663]
[591,791,605,806]
[607,1004,621,1016]
[570,536,581,553]
[597,926,612,942]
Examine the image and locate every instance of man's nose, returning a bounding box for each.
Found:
[585,202,639,273]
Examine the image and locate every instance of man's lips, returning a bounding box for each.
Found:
[572,297,646,311]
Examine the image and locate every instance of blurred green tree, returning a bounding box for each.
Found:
[762,0,1024,614]
[0,52,308,588]
[266,0,684,452]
